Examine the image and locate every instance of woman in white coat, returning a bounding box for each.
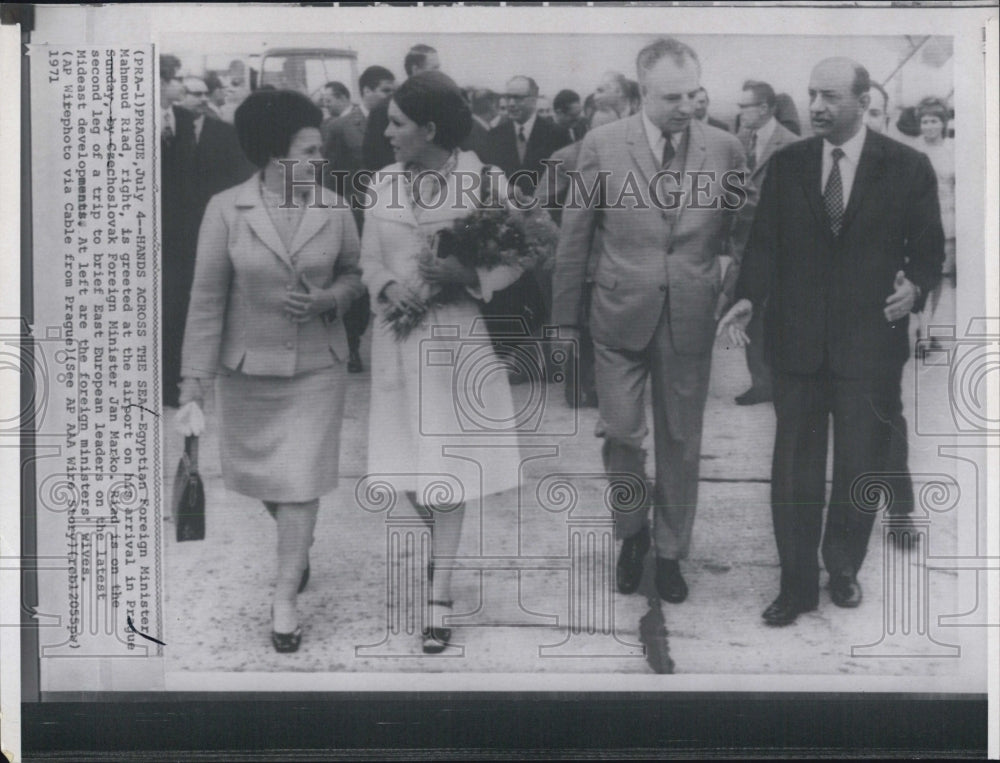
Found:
[361,72,524,653]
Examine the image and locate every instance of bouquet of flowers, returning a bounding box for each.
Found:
[383,205,560,341]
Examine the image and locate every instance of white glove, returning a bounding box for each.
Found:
[175,401,205,437]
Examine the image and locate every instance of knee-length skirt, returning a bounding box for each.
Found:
[216,363,347,502]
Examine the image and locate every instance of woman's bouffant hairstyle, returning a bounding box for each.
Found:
[916,96,950,125]
[391,71,472,151]
[234,89,323,167]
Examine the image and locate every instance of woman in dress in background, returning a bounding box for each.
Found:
[179,89,364,653]
[912,96,956,353]
[361,71,524,654]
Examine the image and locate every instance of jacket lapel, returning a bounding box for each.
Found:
[235,179,293,268]
[839,129,881,236]
[625,114,659,187]
[288,203,330,257]
[798,137,828,232]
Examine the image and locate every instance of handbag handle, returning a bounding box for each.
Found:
[184,436,199,474]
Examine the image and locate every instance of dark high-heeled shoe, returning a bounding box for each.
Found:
[270,606,302,653]
[422,599,453,654]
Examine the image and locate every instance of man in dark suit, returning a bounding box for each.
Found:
[553,89,588,142]
[718,58,943,626]
[733,79,800,406]
[481,75,572,196]
[362,44,439,171]
[693,87,729,132]
[161,76,254,407]
[464,88,497,161]
[553,38,755,604]
[323,65,395,372]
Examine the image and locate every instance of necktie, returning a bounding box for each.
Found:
[824,147,845,236]
[162,109,174,144]
[661,131,675,168]
[517,125,527,163]
[746,131,757,171]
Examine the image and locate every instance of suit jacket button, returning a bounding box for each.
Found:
[659,285,667,292]
[667,245,675,254]
[285,341,294,350]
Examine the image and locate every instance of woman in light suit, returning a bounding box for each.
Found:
[362,72,524,654]
[179,90,364,653]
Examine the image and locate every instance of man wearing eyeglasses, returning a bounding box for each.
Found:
[161,75,254,408]
[732,79,800,407]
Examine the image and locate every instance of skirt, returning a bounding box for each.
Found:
[216,363,347,502]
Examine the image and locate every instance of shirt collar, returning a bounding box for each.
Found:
[358,103,369,120]
[641,108,681,159]
[754,116,777,147]
[824,124,867,164]
[515,111,537,139]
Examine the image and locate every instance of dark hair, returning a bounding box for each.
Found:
[507,75,539,97]
[636,37,700,81]
[916,96,949,124]
[234,89,323,167]
[204,72,225,95]
[553,89,581,113]
[741,79,777,109]
[850,63,871,97]
[404,44,437,77]
[694,86,708,99]
[869,81,889,111]
[324,80,351,100]
[470,88,497,117]
[160,54,182,82]
[392,70,472,151]
[358,66,394,95]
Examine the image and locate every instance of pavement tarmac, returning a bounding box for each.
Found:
[162,311,967,678]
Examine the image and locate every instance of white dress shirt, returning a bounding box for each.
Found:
[641,108,682,165]
[358,103,369,121]
[822,124,867,208]
[515,112,538,142]
[750,115,777,166]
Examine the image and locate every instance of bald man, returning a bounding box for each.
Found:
[719,58,944,626]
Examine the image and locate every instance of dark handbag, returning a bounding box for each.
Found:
[173,436,205,542]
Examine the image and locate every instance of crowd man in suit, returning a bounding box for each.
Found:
[553,37,755,604]
[465,88,498,160]
[362,44,439,172]
[553,89,588,142]
[732,79,800,406]
[718,58,943,626]
[322,65,396,372]
[320,81,352,124]
[692,87,729,132]
[161,73,255,407]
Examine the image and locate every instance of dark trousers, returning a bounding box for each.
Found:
[771,364,902,604]
[744,302,772,395]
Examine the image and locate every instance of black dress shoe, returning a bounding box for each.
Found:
[735,387,773,406]
[616,526,650,594]
[762,593,816,626]
[348,349,363,373]
[655,558,688,603]
[829,575,863,608]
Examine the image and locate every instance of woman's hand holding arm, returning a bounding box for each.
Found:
[283,274,339,323]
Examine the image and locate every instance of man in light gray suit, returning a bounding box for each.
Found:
[733,79,800,406]
[552,37,755,603]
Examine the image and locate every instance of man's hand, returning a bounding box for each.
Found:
[716,298,753,347]
[884,270,919,323]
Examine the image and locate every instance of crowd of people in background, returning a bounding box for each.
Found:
[158,39,955,652]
